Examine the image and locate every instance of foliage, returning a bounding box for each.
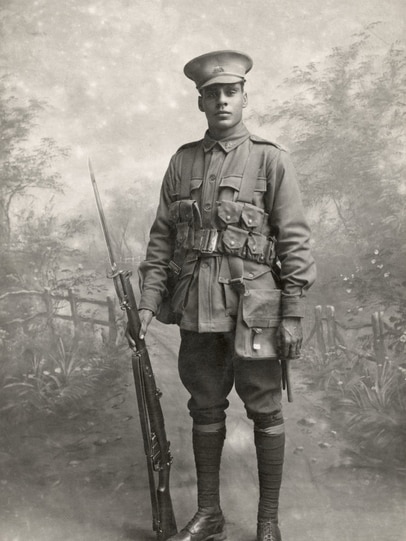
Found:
[0,79,69,247]
[11,199,100,293]
[0,327,122,425]
[336,359,406,467]
[303,322,406,470]
[251,26,406,315]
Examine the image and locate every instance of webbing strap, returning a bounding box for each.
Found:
[179,143,205,200]
[228,142,263,293]
[227,254,245,293]
[237,142,263,203]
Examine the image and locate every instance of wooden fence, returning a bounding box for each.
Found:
[0,288,118,344]
[305,305,387,364]
[0,290,391,358]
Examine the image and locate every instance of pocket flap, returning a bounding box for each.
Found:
[179,200,196,222]
[241,203,265,228]
[222,225,249,250]
[243,259,271,280]
[246,232,268,258]
[242,289,282,327]
[219,176,242,190]
[190,178,203,191]
[217,201,243,225]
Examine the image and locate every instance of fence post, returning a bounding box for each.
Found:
[43,287,58,334]
[43,287,53,320]
[68,288,79,336]
[326,305,337,354]
[107,296,117,345]
[371,311,386,373]
[315,305,326,360]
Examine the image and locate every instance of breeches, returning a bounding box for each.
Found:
[178,330,282,426]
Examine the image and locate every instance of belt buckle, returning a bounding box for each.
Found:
[200,229,218,253]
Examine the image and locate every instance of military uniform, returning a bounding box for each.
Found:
[138,51,315,541]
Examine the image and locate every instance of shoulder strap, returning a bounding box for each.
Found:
[178,141,204,200]
[237,142,263,204]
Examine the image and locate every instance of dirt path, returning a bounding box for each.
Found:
[1,320,405,541]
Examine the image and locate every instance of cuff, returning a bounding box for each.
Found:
[281,293,306,318]
[139,290,162,315]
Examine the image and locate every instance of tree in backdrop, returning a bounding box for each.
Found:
[252,25,406,324]
[0,80,68,244]
[0,79,94,292]
[100,183,157,265]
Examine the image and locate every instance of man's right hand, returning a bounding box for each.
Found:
[125,309,154,349]
[138,309,154,340]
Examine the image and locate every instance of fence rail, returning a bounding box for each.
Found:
[0,288,118,344]
[0,290,391,356]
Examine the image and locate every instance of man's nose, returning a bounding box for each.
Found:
[216,91,228,106]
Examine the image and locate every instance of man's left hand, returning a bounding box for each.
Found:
[277,317,303,359]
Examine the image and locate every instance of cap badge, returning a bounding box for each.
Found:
[212,66,225,74]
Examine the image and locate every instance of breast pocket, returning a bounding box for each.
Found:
[218,176,242,202]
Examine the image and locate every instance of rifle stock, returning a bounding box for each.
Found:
[89,161,177,540]
[123,271,177,539]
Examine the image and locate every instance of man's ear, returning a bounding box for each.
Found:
[198,95,204,112]
[242,92,248,108]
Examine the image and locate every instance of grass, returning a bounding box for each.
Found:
[0,327,123,424]
[302,341,406,470]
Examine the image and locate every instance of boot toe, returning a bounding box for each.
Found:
[167,507,226,541]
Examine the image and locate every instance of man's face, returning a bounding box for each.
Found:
[198,83,248,138]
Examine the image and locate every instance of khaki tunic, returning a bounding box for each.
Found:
[139,124,316,333]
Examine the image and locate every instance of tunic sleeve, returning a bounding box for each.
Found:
[266,149,316,317]
[138,157,177,314]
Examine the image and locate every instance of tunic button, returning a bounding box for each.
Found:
[248,218,253,224]
[230,240,235,246]
[226,215,231,221]
[201,262,208,269]
[209,174,216,182]
[248,272,254,278]
[204,203,212,211]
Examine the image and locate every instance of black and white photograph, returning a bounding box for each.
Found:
[0,1,405,540]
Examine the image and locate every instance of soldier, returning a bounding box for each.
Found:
[137,51,316,541]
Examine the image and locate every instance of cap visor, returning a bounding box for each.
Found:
[199,74,244,89]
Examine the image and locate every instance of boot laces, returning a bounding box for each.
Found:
[258,521,280,541]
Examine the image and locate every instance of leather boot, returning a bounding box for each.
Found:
[167,506,226,541]
[257,521,281,541]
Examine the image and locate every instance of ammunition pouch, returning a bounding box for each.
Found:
[169,198,275,266]
[191,227,276,265]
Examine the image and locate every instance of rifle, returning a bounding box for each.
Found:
[88,160,177,540]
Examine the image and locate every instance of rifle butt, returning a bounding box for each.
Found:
[156,477,177,539]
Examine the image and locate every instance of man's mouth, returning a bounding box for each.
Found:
[216,111,231,116]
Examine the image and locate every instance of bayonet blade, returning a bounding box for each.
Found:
[88,158,117,272]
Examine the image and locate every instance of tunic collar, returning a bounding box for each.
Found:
[203,123,250,153]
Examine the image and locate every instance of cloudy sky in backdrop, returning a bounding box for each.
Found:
[1,0,405,211]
